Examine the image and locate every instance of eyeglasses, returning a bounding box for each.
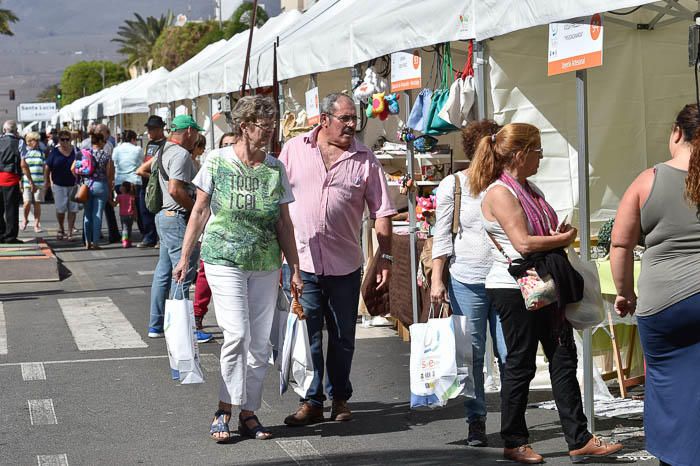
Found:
[327,113,357,125]
[59,138,71,142]
[530,148,543,154]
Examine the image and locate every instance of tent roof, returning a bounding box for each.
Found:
[474,0,657,40]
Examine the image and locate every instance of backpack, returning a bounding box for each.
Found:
[73,148,95,176]
[144,143,171,214]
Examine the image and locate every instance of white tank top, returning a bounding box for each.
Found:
[481,180,533,289]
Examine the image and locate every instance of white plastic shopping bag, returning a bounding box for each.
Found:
[279,310,314,397]
[565,246,605,330]
[270,286,290,364]
[452,314,475,399]
[164,284,204,384]
[409,305,461,409]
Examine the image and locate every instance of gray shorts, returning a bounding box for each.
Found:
[23,186,45,204]
[52,184,79,213]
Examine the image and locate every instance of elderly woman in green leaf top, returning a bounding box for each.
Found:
[173,95,303,443]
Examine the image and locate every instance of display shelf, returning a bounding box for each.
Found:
[386,180,442,187]
[375,152,453,160]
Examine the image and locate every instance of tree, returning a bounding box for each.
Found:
[152,21,221,70]
[37,84,61,105]
[60,61,127,105]
[112,12,173,70]
[0,0,18,36]
[223,2,268,39]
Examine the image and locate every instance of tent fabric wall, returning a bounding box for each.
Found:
[486,19,694,224]
[474,0,657,40]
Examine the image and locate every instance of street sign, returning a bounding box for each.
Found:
[305,86,320,125]
[16,102,57,122]
[548,14,603,76]
[391,50,422,92]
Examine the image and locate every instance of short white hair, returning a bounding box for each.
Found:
[3,120,17,134]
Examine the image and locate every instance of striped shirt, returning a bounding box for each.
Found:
[279,127,397,276]
[22,149,45,188]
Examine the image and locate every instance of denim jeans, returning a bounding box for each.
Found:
[83,180,108,243]
[282,265,362,407]
[148,211,199,332]
[137,183,158,245]
[449,277,508,423]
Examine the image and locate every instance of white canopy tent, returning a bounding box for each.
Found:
[101,67,170,116]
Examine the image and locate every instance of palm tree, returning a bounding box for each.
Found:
[0,1,18,36]
[112,12,173,70]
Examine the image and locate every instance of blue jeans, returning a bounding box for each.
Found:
[449,277,508,423]
[137,184,157,245]
[282,265,362,407]
[148,211,199,332]
[83,180,108,243]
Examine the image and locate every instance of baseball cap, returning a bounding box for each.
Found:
[170,115,204,132]
[144,115,165,128]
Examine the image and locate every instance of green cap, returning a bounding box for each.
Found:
[170,114,204,132]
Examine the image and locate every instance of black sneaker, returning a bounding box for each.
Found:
[467,420,488,447]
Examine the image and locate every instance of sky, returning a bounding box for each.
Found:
[0,0,280,121]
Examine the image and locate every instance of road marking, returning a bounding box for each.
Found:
[137,270,154,276]
[199,353,219,373]
[0,302,7,355]
[0,354,218,368]
[28,399,57,425]
[276,440,329,465]
[92,251,106,258]
[22,362,46,381]
[37,454,69,466]
[58,297,147,350]
[126,289,145,295]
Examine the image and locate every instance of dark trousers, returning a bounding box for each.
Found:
[137,183,157,245]
[487,288,591,451]
[104,200,120,242]
[282,265,362,407]
[0,183,20,242]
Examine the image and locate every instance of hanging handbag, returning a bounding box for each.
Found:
[438,40,476,128]
[407,89,433,132]
[487,232,558,311]
[425,43,459,135]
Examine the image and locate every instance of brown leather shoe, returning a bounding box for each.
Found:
[503,445,544,464]
[283,402,324,426]
[569,435,623,463]
[330,399,352,421]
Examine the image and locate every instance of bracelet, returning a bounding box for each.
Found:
[380,253,394,263]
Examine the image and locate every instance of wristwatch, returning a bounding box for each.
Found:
[380,253,394,263]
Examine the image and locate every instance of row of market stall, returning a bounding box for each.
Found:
[55,0,697,426]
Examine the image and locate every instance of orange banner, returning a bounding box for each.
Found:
[548,51,602,76]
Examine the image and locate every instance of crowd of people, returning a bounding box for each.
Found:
[1,95,696,464]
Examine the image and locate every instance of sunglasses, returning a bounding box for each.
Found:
[59,138,71,142]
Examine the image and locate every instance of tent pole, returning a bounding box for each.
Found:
[405,91,419,326]
[208,95,215,150]
[240,0,259,96]
[576,69,595,432]
[475,41,487,120]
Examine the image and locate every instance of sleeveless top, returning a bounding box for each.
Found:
[637,163,700,316]
[481,179,535,289]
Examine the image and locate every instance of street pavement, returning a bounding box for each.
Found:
[0,204,655,466]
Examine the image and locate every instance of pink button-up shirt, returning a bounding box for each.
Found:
[279,127,397,276]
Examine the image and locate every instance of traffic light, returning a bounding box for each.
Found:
[56,89,62,101]
[8,89,15,100]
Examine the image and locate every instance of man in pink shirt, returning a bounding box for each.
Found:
[280,93,396,426]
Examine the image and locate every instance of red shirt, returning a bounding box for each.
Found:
[0,172,20,187]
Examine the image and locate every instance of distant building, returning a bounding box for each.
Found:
[281,0,316,12]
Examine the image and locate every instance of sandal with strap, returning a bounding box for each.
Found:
[56,230,65,240]
[210,409,231,443]
[238,414,272,440]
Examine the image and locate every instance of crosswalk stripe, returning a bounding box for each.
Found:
[28,399,57,425]
[22,362,47,381]
[57,297,147,351]
[37,454,69,466]
[276,440,329,465]
[0,302,7,355]
[137,271,154,276]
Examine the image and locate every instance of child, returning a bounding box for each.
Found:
[116,182,136,248]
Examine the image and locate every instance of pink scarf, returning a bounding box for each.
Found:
[499,172,558,237]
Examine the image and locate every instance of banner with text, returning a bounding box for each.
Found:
[305,87,320,125]
[17,103,57,122]
[548,14,603,76]
[391,50,422,92]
